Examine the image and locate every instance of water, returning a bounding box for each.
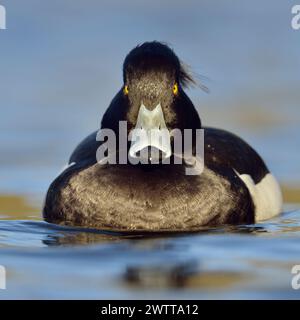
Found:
[0,1,300,299]
[0,209,300,299]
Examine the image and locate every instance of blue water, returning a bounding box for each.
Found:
[0,0,300,299]
[1,209,300,299]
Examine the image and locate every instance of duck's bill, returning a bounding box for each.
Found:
[129,103,172,163]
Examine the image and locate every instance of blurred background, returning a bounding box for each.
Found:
[0,0,299,213]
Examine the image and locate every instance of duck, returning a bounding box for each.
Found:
[43,41,283,231]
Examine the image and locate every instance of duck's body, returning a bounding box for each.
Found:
[43,127,282,230]
[43,42,282,231]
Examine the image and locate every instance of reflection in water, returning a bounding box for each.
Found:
[124,260,200,289]
[42,224,267,246]
[43,230,145,246]
[123,260,250,291]
[0,209,300,299]
[124,262,249,291]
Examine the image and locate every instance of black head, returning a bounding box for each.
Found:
[123,41,200,130]
[102,41,201,132]
[101,42,202,163]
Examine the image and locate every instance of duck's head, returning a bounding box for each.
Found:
[101,41,201,162]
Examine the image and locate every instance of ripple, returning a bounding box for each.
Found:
[0,208,299,299]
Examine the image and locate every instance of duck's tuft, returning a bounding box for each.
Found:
[123,41,196,88]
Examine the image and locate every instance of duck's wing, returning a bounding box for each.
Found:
[204,127,269,182]
[204,127,282,221]
[69,131,99,166]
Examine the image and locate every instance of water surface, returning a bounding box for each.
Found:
[1,205,300,299]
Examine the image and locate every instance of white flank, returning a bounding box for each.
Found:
[235,171,283,221]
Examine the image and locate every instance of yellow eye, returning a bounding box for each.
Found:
[123,85,129,95]
[173,83,178,95]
